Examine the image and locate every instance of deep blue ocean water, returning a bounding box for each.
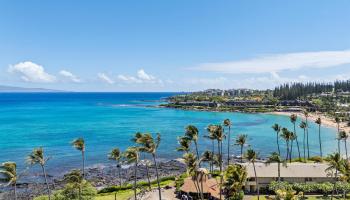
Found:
[0,92,339,175]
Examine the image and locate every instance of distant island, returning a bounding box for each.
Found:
[0,85,64,92]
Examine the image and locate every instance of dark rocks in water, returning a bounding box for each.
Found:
[1,160,186,200]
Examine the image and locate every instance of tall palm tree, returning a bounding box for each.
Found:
[123,147,139,200]
[205,125,217,172]
[266,152,286,182]
[201,150,214,172]
[108,148,122,188]
[134,133,162,200]
[27,147,51,200]
[304,111,310,159]
[212,125,225,200]
[300,121,307,162]
[326,153,343,200]
[272,124,281,156]
[176,136,191,153]
[185,125,200,160]
[183,152,203,200]
[72,138,86,178]
[339,131,349,160]
[223,119,232,165]
[280,128,292,162]
[235,134,248,163]
[289,132,297,162]
[245,149,259,200]
[290,114,301,160]
[0,162,18,200]
[315,117,323,158]
[335,117,341,155]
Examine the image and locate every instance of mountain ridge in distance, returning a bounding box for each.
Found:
[0,85,66,92]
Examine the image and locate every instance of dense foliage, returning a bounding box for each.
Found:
[269,181,350,194]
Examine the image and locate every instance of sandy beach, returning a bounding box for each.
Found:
[270,111,350,133]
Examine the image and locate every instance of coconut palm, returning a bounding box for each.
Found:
[339,131,349,160]
[176,136,191,153]
[223,119,232,164]
[205,125,217,172]
[235,134,248,163]
[201,150,214,172]
[326,152,343,199]
[183,152,203,200]
[185,125,200,160]
[211,125,225,200]
[108,148,122,188]
[290,114,301,160]
[289,132,297,162]
[72,138,86,178]
[245,149,259,200]
[304,111,310,159]
[224,164,247,199]
[280,128,292,162]
[266,152,286,182]
[0,162,18,200]
[123,147,139,200]
[27,147,51,200]
[315,117,323,158]
[300,121,307,162]
[272,124,281,156]
[134,133,162,200]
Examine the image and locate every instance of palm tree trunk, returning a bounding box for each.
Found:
[227,126,231,165]
[286,141,289,161]
[318,125,322,158]
[218,141,222,200]
[220,141,223,200]
[294,124,301,160]
[345,140,348,161]
[211,140,214,172]
[118,161,122,188]
[82,151,85,179]
[152,153,162,200]
[303,129,306,162]
[41,165,51,200]
[276,132,281,156]
[145,163,151,190]
[338,139,341,155]
[331,170,338,200]
[14,182,17,200]
[241,145,243,163]
[290,140,293,163]
[306,128,310,159]
[252,162,259,200]
[134,162,138,200]
[277,162,281,182]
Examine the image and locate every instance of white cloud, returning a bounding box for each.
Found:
[98,73,115,84]
[193,50,350,74]
[8,61,56,83]
[117,69,160,84]
[59,70,81,83]
[137,69,155,81]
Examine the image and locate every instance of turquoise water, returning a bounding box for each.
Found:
[0,93,338,174]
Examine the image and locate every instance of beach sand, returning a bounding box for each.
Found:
[270,111,350,133]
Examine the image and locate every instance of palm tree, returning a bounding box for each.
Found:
[123,147,139,200]
[72,138,86,178]
[223,119,232,165]
[205,125,217,172]
[300,121,307,162]
[266,152,286,182]
[290,114,301,160]
[304,111,310,159]
[134,133,162,200]
[176,136,191,153]
[212,125,225,200]
[335,117,341,155]
[201,150,214,172]
[185,125,200,160]
[289,132,297,162]
[63,170,84,200]
[245,149,259,200]
[326,153,343,199]
[27,147,51,200]
[272,124,281,156]
[108,148,122,188]
[183,152,203,200]
[235,134,248,163]
[339,131,349,160]
[223,164,247,199]
[0,162,17,200]
[315,117,323,158]
[280,128,292,162]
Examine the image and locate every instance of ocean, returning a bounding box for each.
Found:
[0,92,338,175]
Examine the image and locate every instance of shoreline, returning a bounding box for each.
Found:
[269,111,350,132]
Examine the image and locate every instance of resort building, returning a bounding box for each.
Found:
[241,163,334,193]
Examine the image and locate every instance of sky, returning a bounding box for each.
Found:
[1,0,350,92]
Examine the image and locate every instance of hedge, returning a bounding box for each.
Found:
[269,181,350,194]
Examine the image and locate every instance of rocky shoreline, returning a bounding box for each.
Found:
[0,159,186,200]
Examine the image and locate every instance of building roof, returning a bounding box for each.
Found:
[180,177,220,199]
[241,163,331,178]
